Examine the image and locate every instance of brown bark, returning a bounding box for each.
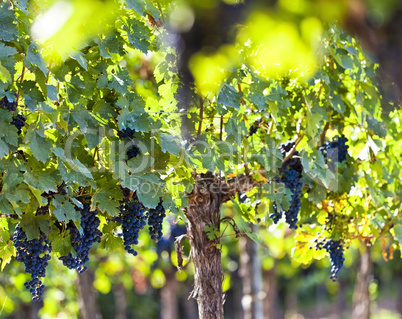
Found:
[161,270,179,319]
[351,245,371,319]
[185,173,256,319]
[75,270,102,319]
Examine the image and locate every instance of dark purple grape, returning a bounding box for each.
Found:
[13,224,52,301]
[0,95,17,111]
[113,194,147,256]
[270,141,303,229]
[146,199,166,242]
[11,114,26,134]
[117,128,141,160]
[320,134,349,166]
[59,203,102,274]
[315,238,345,281]
[248,119,261,137]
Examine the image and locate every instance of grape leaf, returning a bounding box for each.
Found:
[52,195,80,222]
[49,229,72,256]
[159,133,181,156]
[217,84,242,109]
[20,214,51,240]
[0,42,17,58]
[232,199,260,243]
[0,241,15,271]
[99,233,123,252]
[124,18,151,53]
[126,0,146,15]
[28,131,52,163]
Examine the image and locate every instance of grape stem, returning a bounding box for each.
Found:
[282,133,305,164]
[15,66,26,106]
[317,121,330,149]
[197,95,204,136]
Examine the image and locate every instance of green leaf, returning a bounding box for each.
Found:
[28,131,52,163]
[19,80,45,111]
[0,42,17,59]
[306,112,322,138]
[0,61,12,82]
[232,200,260,243]
[99,233,123,252]
[49,229,72,256]
[217,84,243,109]
[69,50,88,70]
[20,214,51,240]
[366,115,386,138]
[301,150,336,190]
[225,114,247,146]
[159,133,181,156]
[126,0,146,15]
[117,107,151,132]
[339,54,353,69]
[329,94,345,113]
[0,139,9,159]
[204,224,220,240]
[93,190,121,216]
[108,69,133,94]
[5,186,30,204]
[250,92,268,111]
[0,5,18,42]
[52,195,80,222]
[25,43,48,76]
[308,184,328,204]
[0,241,15,271]
[24,171,58,193]
[124,18,151,53]
[0,110,18,157]
[122,174,164,208]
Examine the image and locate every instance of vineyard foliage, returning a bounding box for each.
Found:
[0,0,401,301]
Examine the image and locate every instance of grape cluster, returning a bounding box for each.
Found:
[0,96,17,111]
[147,199,166,242]
[59,203,102,274]
[269,142,303,229]
[13,224,52,301]
[270,204,282,224]
[113,195,147,256]
[11,114,26,135]
[117,128,141,160]
[1,96,26,134]
[282,170,302,228]
[278,142,303,175]
[320,134,349,165]
[316,239,345,281]
[248,119,261,137]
